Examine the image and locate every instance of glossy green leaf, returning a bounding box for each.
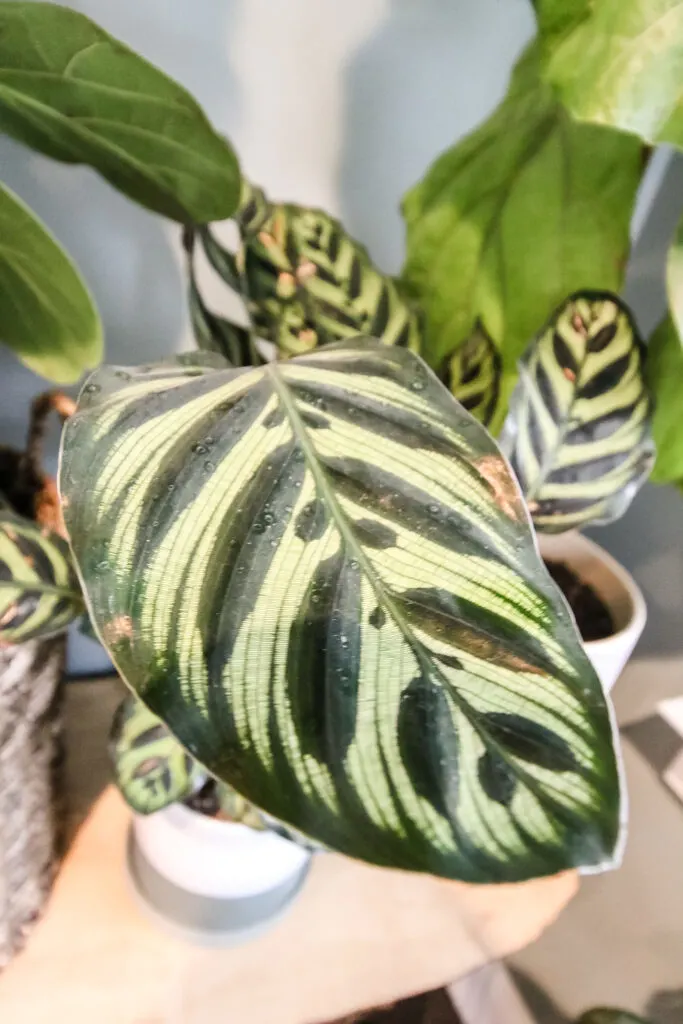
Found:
[204,182,422,358]
[647,317,683,486]
[110,694,204,814]
[667,213,683,343]
[441,321,501,429]
[0,511,82,644]
[537,0,683,148]
[401,45,642,381]
[60,341,621,882]
[0,3,240,223]
[0,181,102,382]
[502,293,653,534]
[577,1010,650,1024]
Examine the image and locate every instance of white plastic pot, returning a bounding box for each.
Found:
[538,531,647,693]
[129,802,311,945]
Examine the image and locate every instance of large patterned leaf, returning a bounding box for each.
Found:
[0,3,240,223]
[199,182,422,358]
[401,44,642,380]
[60,341,621,882]
[110,694,204,814]
[0,181,102,383]
[501,293,653,534]
[441,322,502,430]
[0,511,82,644]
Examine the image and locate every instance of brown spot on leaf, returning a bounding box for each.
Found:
[562,367,576,383]
[136,757,162,776]
[276,272,296,299]
[0,603,18,628]
[298,328,317,349]
[296,260,317,282]
[102,614,134,644]
[572,314,588,336]
[473,455,524,521]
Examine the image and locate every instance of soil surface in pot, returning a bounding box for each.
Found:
[185,779,221,817]
[544,560,614,642]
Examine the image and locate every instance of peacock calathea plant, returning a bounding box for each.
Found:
[0,0,668,880]
[60,340,624,882]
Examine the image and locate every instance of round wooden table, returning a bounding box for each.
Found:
[0,787,577,1023]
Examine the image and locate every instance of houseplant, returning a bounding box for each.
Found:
[0,155,99,966]
[0,0,677,943]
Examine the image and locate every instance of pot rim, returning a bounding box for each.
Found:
[539,530,647,650]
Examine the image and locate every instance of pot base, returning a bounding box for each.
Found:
[126,829,310,947]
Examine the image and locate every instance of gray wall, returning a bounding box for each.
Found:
[1,0,680,667]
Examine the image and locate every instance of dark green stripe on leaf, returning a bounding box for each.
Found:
[398,677,459,820]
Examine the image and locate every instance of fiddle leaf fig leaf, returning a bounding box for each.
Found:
[0,511,82,644]
[61,340,621,882]
[537,0,683,149]
[0,2,240,223]
[0,181,102,382]
[110,694,204,815]
[501,293,653,534]
[401,45,642,380]
[667,213,683,344]
[647,316,683,487]
[441,321,502,429]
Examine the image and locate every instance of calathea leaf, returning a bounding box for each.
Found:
[441,322,502,429]
[401,44,642,384]
[60,340,621,883]
[0,181,102,383]
[501,292,653,533]
[0,510,82,644]
[110,694,204,814]
[647,317,683,487]
[183,228,254,368]
[0,3,240,222]
[200,181,422,358]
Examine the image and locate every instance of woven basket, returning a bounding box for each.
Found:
[0,636,66,968]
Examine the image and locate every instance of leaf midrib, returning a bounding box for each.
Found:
[267,363,602,816]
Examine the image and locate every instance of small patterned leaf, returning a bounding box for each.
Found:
[441,322,501,428]
[501,292,653,534]
[0,511,82,644]
[198,183,422,359]
[184,229,253,368]
[110,694,204,814]
[61,340,621,882]
[215,781,267,829]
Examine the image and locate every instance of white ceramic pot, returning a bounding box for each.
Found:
[129,803,311,945]
[538,532,647,693]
